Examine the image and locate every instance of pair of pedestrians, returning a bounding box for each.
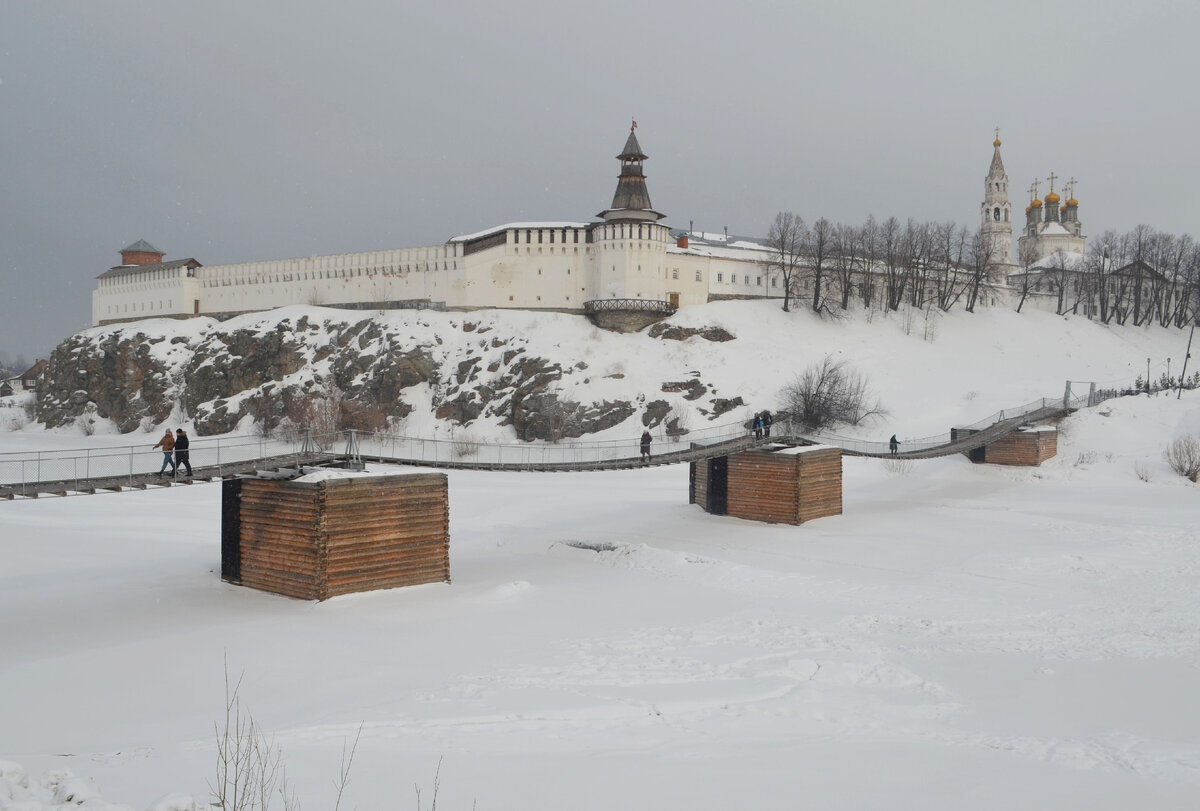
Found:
[152,428,193,477]
[752,410,773,439]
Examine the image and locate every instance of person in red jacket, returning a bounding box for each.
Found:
[152,429,176,477]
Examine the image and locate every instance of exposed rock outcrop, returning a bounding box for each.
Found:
[35,309,746,440]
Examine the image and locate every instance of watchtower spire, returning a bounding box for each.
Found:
[598,122,664,222]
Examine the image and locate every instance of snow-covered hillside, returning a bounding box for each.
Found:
[2,303,1198,810]
[16,300,1197,446]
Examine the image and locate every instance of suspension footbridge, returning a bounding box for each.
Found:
[0,381,1106,500]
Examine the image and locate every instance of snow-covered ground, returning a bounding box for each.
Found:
[2,303,1199,809]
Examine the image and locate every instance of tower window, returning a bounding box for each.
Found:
[994,208,1000,221]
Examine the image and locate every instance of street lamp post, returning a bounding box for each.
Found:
[1146,357,1151,393]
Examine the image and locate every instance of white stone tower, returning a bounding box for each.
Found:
[980,128,1013,266]
[590,122,671,303]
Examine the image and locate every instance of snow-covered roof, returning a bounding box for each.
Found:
[449,222,590,243]
[668,230,773,261]
[1041,222,1071,236]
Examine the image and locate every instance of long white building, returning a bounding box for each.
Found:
[93,126,787,327]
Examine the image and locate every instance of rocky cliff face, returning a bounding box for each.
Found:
[36,308,740,438]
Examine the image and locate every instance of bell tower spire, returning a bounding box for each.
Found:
[980,129,1012,266]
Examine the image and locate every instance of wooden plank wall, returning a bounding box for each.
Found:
[796,447,843,523]
[233,478,323,600]
[722,447,842,525]
[983,429,1057,466]
[323,474,449,598]
[690,460,710,508]
[726,452,799,524]
[226,473,450,600]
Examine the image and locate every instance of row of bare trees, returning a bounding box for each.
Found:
[766,213,1004,316]
[768,214,1200,327]
[1016,225,1200,327]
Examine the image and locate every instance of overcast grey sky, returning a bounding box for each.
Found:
[3,0,1198,361]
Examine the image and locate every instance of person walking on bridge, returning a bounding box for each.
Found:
[762,410,773,438]
[152,429,176,477]
[753,413,763,439]
[640,430,652,463]
[889,434,899,455]
[174,428,193,477]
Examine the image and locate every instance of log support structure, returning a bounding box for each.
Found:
[951,426,1058,466]
[221,472,449,600]
[691,445,842,525]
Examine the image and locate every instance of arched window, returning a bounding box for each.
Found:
[993,207,1001,221]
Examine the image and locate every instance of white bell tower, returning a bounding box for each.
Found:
[980,128,1013,267]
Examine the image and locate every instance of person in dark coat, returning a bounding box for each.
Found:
[753,413,763,439]
[152,429,176,477]
[174,428,193,476]
[761,410,773,438]
[640,430,652,463]
[889,434,899,455]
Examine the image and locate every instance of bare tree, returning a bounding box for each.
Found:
[1013,238,1041,313]
[780,354,887,430]
[832,221,862,310]
[766,211,806,312]
[1088,230,1123,323]
[858,216,880,308]
[803,217,833,313]
[1039,250,1075,315]
[963,227,996,313]
[880,216,903,311]
[932,221,969,311]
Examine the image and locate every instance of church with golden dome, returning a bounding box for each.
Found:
[982,130,1086,269]
[1017,175,1086,264]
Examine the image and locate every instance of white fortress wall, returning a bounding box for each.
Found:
[198,243,462,314]
[458,225,591,310]
[93,266,201,324]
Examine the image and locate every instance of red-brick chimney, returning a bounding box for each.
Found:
[119,239,165,266]
[676,234,689,249]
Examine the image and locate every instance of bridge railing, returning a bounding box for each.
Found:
[0,379,1130,488]
[796,392,1081,456]
[356,415,759,467]
[0,433,318,490]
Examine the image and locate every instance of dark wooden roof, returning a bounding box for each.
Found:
[97,258,201,280]
[617,130,647,161]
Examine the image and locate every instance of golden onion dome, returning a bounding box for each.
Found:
[1045,191,1061,204]
[1066,196,1078,207]
[1025,204,1032,214]
[1031,198,1043,208]
[993,136,1002,147]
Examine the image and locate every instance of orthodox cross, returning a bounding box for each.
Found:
[994,126,1001,142]
[1029,179,1040,202]
[1047,171,1058,195]
[1066,177,1077,200]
